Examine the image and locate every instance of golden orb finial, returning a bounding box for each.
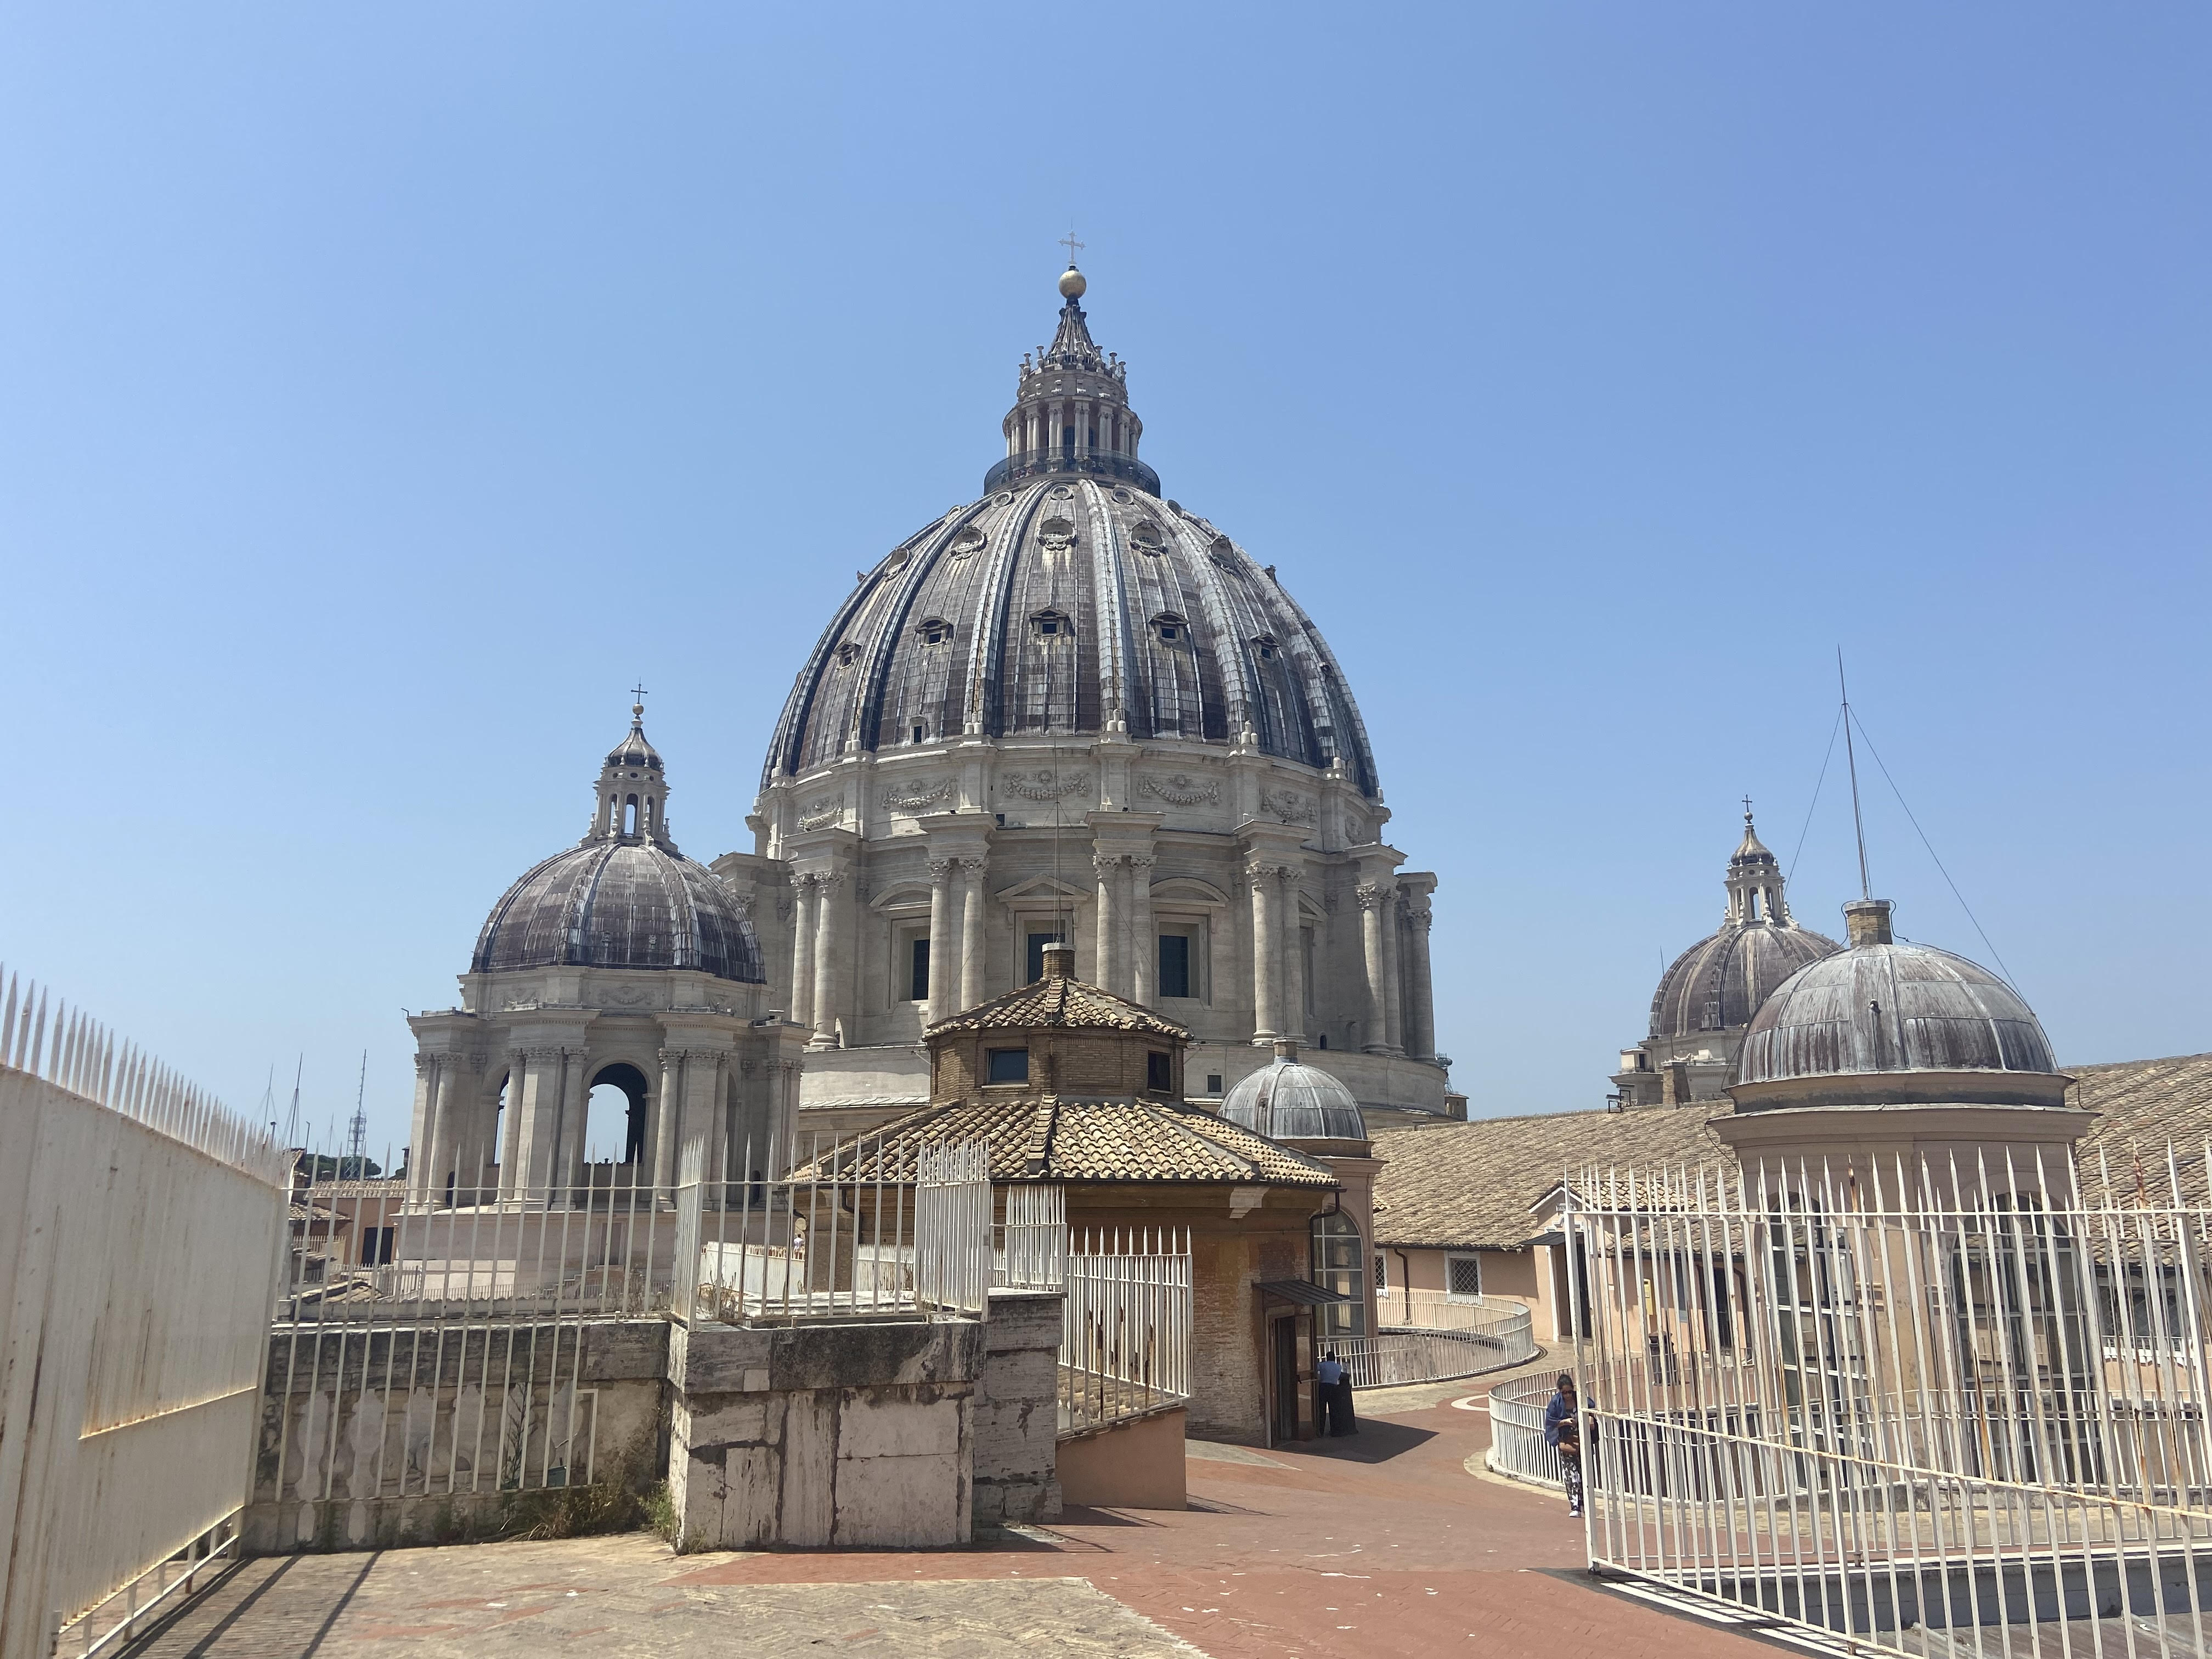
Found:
[1058,264,1086,300]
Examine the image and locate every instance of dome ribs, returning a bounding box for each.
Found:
[767,479,1383,787]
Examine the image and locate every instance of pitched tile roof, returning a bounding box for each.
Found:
[923,975,1189,1040]
[791,1094,1336,1188]
[2069,1052,2212,1204]
[1371,1053,2212,1246]
[1372,1105,1728,1250]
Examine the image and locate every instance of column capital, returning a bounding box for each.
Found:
[1355,881,1395,912]
[928,857,959,882]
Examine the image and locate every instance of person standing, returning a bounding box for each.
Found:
[1315,1348,1345,1435]
[1543,1372,1583,1518]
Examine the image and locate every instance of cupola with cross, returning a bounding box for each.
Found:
[988,234,1153,494]
[595,690,673,847]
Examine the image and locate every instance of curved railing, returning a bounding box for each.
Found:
[1487,1370,1569,1489]
[1338,1297,1536,1389]
[983,448,1161,495]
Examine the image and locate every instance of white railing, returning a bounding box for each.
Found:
[679,1132,992,1324]
[1060,1228,1192,1437]
[1338,1313,1536,1389]
[1389,1288,1520,1334]
[998,1183,1068,1289]
[1565,1152,2212,1657]
[1488,1370,1570,1489]
[0,969,288,1659]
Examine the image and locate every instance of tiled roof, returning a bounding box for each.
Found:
[790,1094,1336,1188]
[1371,1053,2212,1247]
[923,975,1189,1040]
[1372,1106,1728,1250]
[2070,1052,2212,1205]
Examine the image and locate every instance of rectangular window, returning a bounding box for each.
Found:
[1026,931,1059,984]
[987,1047,1030,1084]
[1158,933,1190,999]
[908,937,930,1002]
[1146,1051,1171,1093]
[1373,1252,1387,1291]
[1205,1073,1223,1096]
[1447,1254,1482,1300]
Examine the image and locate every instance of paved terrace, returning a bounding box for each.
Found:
[122,1372,1777,1659]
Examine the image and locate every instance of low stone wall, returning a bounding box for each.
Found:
[1058,1406,1186,1511]
[245,1319,669,1553]
[667,1317,982,1550]
[970,1289,1063,1526]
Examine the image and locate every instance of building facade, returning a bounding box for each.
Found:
[716,264,1447,1130]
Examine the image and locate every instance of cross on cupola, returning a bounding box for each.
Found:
[986,249,1157,496]
[592,694,676,850]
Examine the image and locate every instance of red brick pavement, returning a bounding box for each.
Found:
[672,1395,1779,1659]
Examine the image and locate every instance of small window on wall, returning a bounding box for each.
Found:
[1447,1254,1482,1300]
[987,1048,1030,1084]
[1373,1253,1387,1291]
[1205,1073,1223,1096]
[1146,1051,1171,1093]
[907,938,930,1002]
[1157,934,1191,1000]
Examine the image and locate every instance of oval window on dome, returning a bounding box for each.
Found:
[1209,534,1237,568]
[1029,608,1073,642]
[1037,516,1076,553]
[949,524,986,557]
[1111,488,1135,505]
[1130,521,1165,555]
[915,617,952,647]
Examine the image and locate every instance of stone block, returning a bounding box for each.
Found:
[578,1318,669,1382]
[837,1388,964,1460]
[669,1321,776,1393]
[832,1451,968,1548]
[685,1394,772,1447]
[765,1321,978,1393]
[781,1390,837,1547]
[724,1444,778,1548]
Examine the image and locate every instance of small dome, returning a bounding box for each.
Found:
[1735,903,2061,1109]
[1222,1057,1368,1142]
[605,707,662,772]
[473,840,762,981]
[1058,264,1086,299]
[1652,923,1841,1040]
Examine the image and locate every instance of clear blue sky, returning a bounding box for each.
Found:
[3,6,2206,1152]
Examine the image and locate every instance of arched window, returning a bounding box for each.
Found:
[623,795,639,836]
[1311,1214,1367,1338]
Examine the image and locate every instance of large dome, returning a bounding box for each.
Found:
[761,274,1378,793]
[1734,900,2061,1108]
[473,840,763,981]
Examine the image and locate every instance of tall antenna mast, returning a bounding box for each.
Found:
[344,1050,369,1169]
[1838,648,1872,900]
[283,1055,303,1147]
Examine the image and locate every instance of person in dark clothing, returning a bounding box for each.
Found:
[1316,1348,1345,1435]
[1543,1372,1583,1517]
[1330,1350,1357,1436]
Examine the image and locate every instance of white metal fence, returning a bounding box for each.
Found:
[1488,1370,1571,1489]
[1060,1228,1192,1436]
[1339,1308,1537,1390]
[1567,1152,2212,1657]
[0,970,289,1659]
[679,1132,993,1324]
[999,1183,1068,1290]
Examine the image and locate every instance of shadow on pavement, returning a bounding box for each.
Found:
[1265,1419,1438,1464]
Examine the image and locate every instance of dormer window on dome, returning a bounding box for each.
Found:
[1152,612,1187,644]
[1029,608,1071,641]
[1251,635,1278,662]
[916,617,953,647]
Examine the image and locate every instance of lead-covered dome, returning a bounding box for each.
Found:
[1650,813,1841,1039]
[1223,1049,1368,1142]
[1733,899,2063,1110]
[473,841,761,981]
[473,708,763,983]
[760,273,1380,794]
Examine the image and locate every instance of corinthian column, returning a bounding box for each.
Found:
[926,857,956,1021]
[1404,900,1436,1063]
[652,1047,685,1188]
[1093,853,1124,990]
[789,874,819,1032]
[1280,877,1307,1046]
[1357,883,1395,1055]
[1380,896,1406,1058]
[958,856,988,1011]
[810,870,844,1049]
[1249,863,1282,1043]
[1128,855,1155,1006]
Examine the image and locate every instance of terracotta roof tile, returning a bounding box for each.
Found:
[791,1095,1335,1187]
[923,975,1188,1040]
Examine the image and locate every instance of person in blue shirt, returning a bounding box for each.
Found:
[1316,1350,1345,1435]
[1542,1372,1583,1518]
